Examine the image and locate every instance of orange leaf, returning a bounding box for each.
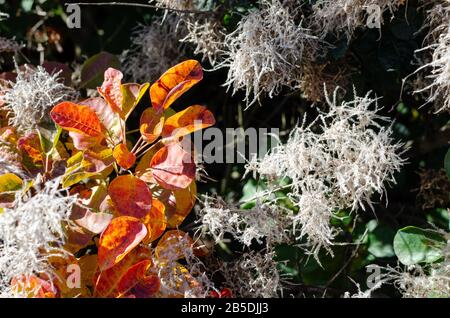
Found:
[17,133,43,174]
[108,175,152,218]
[155,230,193,262]
[142,198,167,243]
[162,105,215,138]
[150,142,196,190]
[117,260,160,298]
[51,102,103,137]
[113,144,136,170]
[94,245,151,297]
[97,68,123,113]
[139,107,164,143]
[97,216,148,271]
[81,97,124,146]
[150,60,203,110]
[162,181,197,228]
[10,275,58,298]
[135,143,163,183]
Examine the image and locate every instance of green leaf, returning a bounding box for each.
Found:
[37,124,62,155]
[367,223,395,258]
[0,173,23,193]
[239,178,266,209]
[120,82,150,120]
[444,148,450,181]
[393,226,446,265]
[426,208,450,231]
[80,52,121,89]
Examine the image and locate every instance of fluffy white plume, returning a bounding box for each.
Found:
[0,178,77,297]
[311,0,406,39]
[413,1,450,112]
[197,196,293,248]
[215,0,319,107]
[248,89,405,251]
[0,65,76,133]
[214,251,282,298]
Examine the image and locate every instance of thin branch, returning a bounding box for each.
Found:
[66,2,215,15]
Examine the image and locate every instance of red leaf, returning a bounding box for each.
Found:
[142,198,167,243]
[117,260,160,298]
[108,175,152,218]
[51,102,103,137]
[139,107,164,143]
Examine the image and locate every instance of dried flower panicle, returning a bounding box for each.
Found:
[121,16,186,83]
[0,178,77,297]
[412,1,450,112]
[248,89,405,251]
[214,251,282,298]
[197,196,293,248]
[215,0,319,107]
[180,16,226,66]
[311,0,406,40]
[0,65,77,133]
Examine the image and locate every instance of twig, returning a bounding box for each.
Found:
[66,2,215,15]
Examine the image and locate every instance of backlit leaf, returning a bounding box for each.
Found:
[142,198,167,243]
[81,97,124,146]
[94,245,151,297]
[150,60,203,110]
[117,260,160,298]
[121,83,150,120]
[97,68,123,113]
[113,144,136,170]
[162,105,215,138]
[51,102,104,137]
[97,216,148,271]
[162,181,197,228]
[150,142,196,190]
[108,175,152,218]
[140,107,164,143]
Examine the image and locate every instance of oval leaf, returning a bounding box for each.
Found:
[113,144,136,170]
[51,102,103,137]
[108,175,152,218]
[150,142,195,190]
[162,181,197,228]
[117,260,160,298]
[393,226,446,265]
[162,105,215,138]
[150,60,203,110]
[98,216,148,271]
[97,68,123,113]
[142,198,167,243]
